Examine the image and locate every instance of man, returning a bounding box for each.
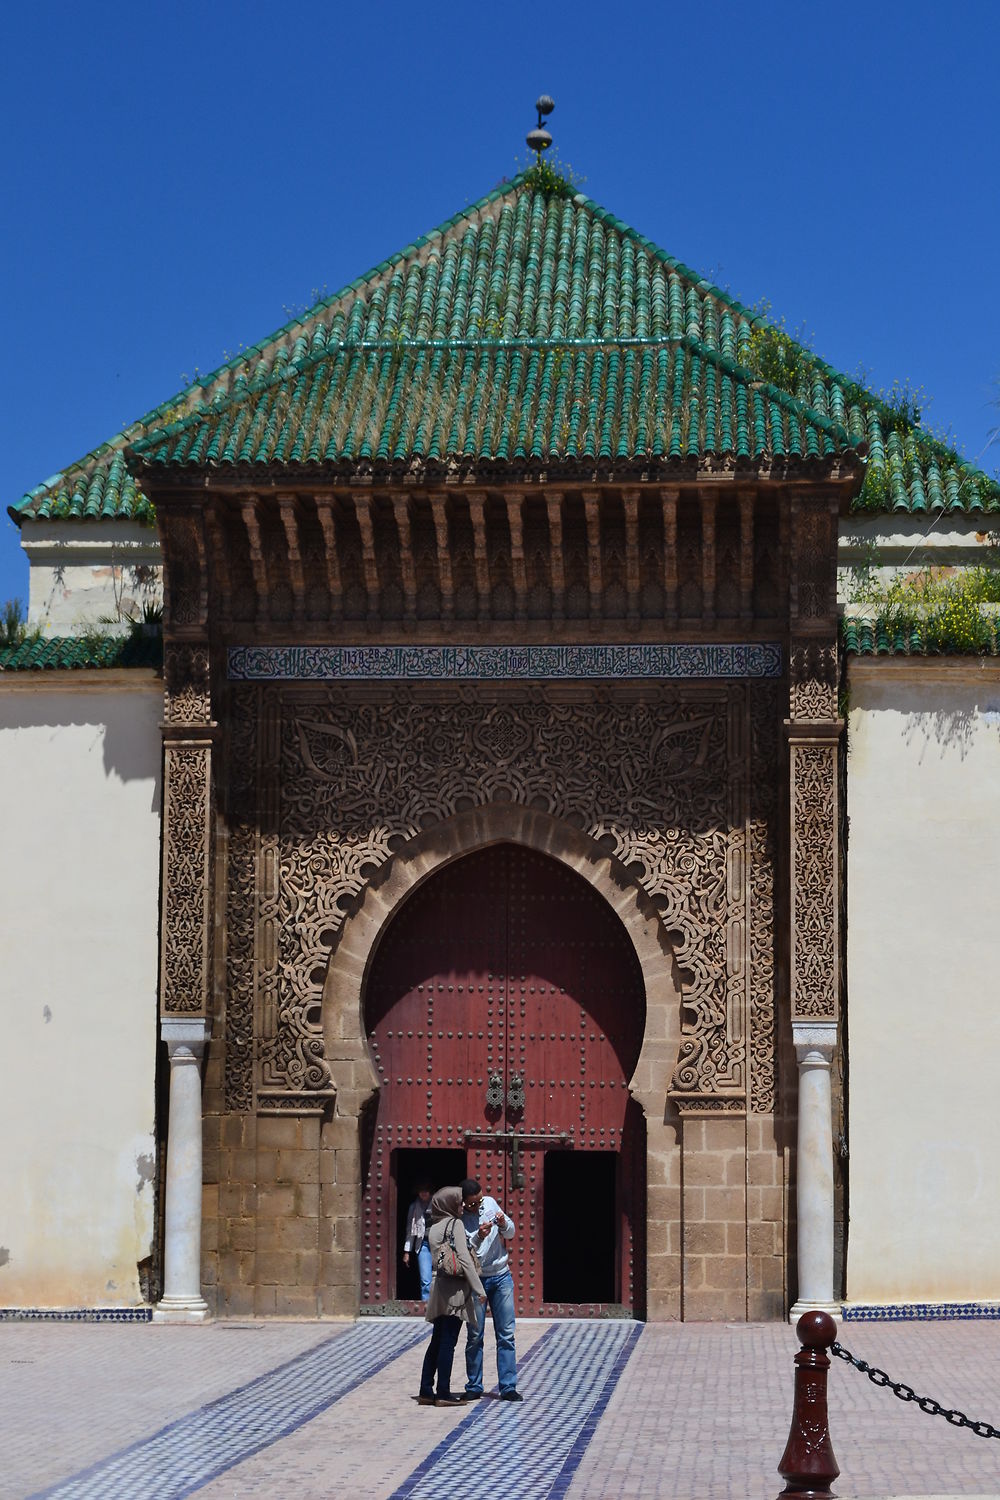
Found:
[459,1176,522,1402]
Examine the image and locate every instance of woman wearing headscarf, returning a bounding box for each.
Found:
[418,1186,486,1407]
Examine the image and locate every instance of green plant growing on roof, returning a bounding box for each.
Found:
[1,598,28,649]
[127,601,164,640]
[871,376,926,433]
[517,151,585,200]
[79,619,114,660]
[846,563,1000,654]
[282,285,331,322]
[743,303,814,399]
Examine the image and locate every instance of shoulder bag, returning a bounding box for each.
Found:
[434,1216,463,1277]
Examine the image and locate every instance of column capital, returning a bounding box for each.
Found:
[792,1020,838,1066]
[160,1016,211,1061]
[783,719,844,744]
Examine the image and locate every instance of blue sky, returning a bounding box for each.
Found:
[3,0,998,606]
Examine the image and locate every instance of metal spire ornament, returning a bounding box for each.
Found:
[526,94,554,159]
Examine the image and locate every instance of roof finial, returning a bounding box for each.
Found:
[526,95,554,158]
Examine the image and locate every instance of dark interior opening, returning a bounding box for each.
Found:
[393,1148,467,1300]
[543,1150,617,1303]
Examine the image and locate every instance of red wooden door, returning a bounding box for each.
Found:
[361,844,645,1315]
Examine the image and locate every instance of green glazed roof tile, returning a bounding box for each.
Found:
[842,614,1000,657]
[0,632,163,672]
[11,173,999,523]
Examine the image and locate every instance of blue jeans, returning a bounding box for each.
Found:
[416,1240,433,1301]
[420,1315,461,1398]
[465,1270,517,1395]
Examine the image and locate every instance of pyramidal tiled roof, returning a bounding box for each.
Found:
[12,172,999,523]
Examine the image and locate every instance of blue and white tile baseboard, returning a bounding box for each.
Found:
[228,642,784,682]
[0,1307,153,1323]
[841,1302,1000,1321]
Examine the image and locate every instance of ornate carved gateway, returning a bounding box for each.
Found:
[130,159,861,1323]
[137,464,855,1323]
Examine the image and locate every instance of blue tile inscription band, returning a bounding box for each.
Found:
[228,642,783,681]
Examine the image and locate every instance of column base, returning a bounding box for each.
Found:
[789,1299,841,1324]
[152,1294,212,1324]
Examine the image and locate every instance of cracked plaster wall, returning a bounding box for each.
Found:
[19,520,162,633]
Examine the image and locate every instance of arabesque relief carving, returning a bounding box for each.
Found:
[224,686,256,1111]
[160,627,216,1019]
[789,642,838,722]
[161,743,213,1013]
[790,741,838,1020]
[162,512,207,631]
[791,501,837,626]
[749,684,780,1111]
[222,686,782,1112]
[164,643,212,724]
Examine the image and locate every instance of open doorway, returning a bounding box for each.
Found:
[393,1148,467,1301]
[543,1150,617,1304]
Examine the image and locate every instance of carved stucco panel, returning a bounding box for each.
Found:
[790,740,838,1020]
[749,682,780,1111]
[789,642,838,722]
[224,689,777,1109]
[161,741,213,1013]
[164,642,212,725]
[791,501,837,626]
[162,513,207,631]
[224,686,256,1112]
[221,685,782,1109]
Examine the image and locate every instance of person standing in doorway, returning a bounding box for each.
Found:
[418,1187,486,1407]
[460,1177,522,1402]
[402,1180,433,1301]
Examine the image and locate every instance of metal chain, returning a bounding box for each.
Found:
[831,1342,1000,1440]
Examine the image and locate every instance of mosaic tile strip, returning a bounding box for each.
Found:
[228,643,783,682]
[841,1301,1000,1322]
[29,1320,425,1500]
[0,1308,153,1323]
[391,1320,641,1500]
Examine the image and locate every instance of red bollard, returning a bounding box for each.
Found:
[776,1309,841,1499]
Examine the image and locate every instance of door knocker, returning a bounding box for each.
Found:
[506,1072,526,1113]
[485,1069,504,1110]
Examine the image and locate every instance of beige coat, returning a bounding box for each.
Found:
[424,1195,485,1325]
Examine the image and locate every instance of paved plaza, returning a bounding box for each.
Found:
[2,1316,1000,1500]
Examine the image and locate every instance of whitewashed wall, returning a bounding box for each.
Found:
[845,658,1000,1305]
[0,675,162,1308]
[19,520,162,633]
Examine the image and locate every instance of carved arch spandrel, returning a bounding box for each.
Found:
[317,806,683,1119]
[261,687,767,1113]
[222,685,780,1112]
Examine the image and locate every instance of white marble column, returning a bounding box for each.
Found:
[789,1020,839,1320]
[153,1017,211,1323]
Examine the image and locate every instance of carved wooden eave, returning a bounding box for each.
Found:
[139,462,862,646]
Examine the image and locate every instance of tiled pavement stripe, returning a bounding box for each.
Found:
[28,1321,426,1500]
[390,1321,642,1500]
